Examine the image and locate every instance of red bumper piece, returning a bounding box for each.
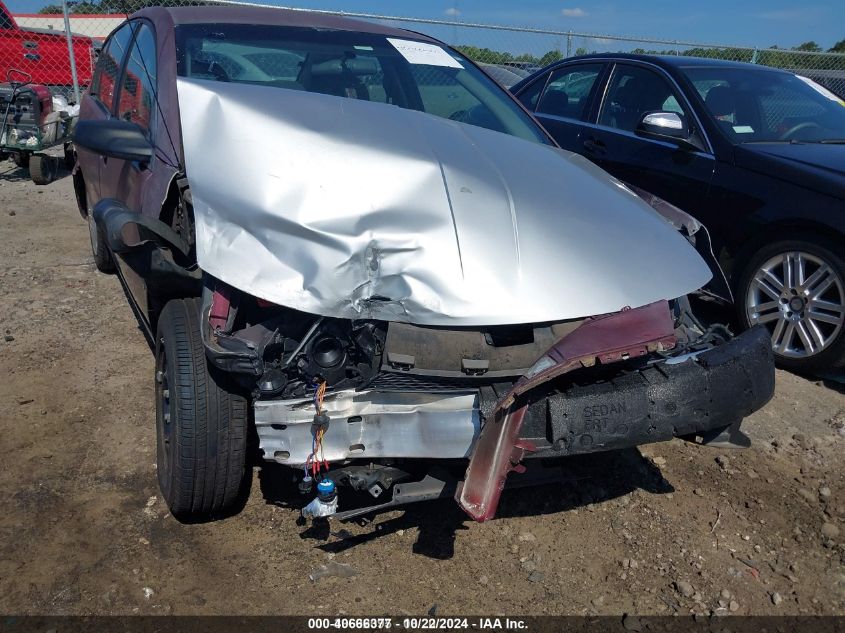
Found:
[456,300,677,521]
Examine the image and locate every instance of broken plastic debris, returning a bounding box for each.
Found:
[309,561,358,581]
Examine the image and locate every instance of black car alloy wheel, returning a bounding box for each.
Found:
[742,239,845,369]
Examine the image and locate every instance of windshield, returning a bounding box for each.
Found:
[683,66,845,143]
[175,24,550,145]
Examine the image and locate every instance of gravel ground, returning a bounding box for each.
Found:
[1,161,844,617]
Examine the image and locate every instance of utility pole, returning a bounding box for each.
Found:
[62,0,81,104]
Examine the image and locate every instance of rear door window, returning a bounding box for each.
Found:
[536,64,603,120]
[91,22,135,110]
[115,23,157,134]
[515,74,549,111]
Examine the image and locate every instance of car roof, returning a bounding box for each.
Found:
[134,5,438,43]
[559,52,789,73]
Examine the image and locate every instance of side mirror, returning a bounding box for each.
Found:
[73,119,153,163]
[636,111,694,147]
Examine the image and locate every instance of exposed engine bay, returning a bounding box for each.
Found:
[198,276,774,522]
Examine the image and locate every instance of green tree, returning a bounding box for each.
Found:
[793,41,822,52]
[539,49,564,65]
[830,39,845,53]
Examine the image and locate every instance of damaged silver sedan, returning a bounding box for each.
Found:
[71,6,775,523]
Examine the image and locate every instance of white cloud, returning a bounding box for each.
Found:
[444,7,461,16]
[561,7,588,17]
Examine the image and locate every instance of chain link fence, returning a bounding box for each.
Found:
[3,1,845,100]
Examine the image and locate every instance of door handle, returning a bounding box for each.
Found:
[23,41,39,49]
[23,53,41,62]
[582,137,606,154]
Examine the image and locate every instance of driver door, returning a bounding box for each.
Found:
[582,62,716,219]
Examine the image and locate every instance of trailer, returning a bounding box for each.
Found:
[1,70,77,185]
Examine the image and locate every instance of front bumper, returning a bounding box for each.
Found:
[255,326,774,466]
[519,324,774,457]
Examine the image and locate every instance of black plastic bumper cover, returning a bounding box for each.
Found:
[520,325,775,457]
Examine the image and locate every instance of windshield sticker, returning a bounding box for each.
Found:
[354,45,374,51]
[795,74,845,106]
[387,38,463,68]
[733,125,755,134]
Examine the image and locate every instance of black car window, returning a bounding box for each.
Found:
[91,22,135,110]
[515,75,547,111]
[116,23,157,134]
[536,64,602,120]
[175,24,551,145]
[599,64,688,132]
[685,66,845,143]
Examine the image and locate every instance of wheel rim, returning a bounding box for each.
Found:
[155,343,173,483]
[746,251,845,359]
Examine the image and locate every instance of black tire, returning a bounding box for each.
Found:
[737,237,845,370]
[88,215,115,273]
[29,154,57,185]
[13,152,29,169]
[155,298,250,521]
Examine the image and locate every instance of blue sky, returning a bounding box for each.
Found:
[6,0,844,51]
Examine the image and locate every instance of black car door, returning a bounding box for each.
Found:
[515,62,607,152]
[581,62,716,219]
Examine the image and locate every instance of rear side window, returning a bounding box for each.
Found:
[91,23,135,109]
[116,23,157,133]
[536,64,602,120]
[516,75,548,111]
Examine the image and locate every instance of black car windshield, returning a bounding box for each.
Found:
[175,24,550,145]
[683,66,845,143]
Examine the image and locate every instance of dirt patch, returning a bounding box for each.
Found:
[0,160,843,616]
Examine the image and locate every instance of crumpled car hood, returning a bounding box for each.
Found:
[176,78,711,326]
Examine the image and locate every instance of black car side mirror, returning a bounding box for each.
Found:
[636,111,697,150]
[73,119,153,164]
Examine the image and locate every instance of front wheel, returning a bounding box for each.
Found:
[738,238,845,370]
[88,215,115,273]
[155,298,250,521]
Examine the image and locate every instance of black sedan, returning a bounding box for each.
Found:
[512,54,845,370]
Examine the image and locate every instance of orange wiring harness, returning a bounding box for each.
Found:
[310,381,329,477]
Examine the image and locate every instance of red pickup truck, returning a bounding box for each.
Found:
[0,0,95,91]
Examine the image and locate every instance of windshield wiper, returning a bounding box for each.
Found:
[819,139,845,144]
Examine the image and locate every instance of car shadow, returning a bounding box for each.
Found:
[258,448,673,560]
[803,368,845,395]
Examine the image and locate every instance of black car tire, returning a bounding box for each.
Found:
[737,237,845,370]
[88,215,115,273]
[155,298,250,521]
[29,154,57,185]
